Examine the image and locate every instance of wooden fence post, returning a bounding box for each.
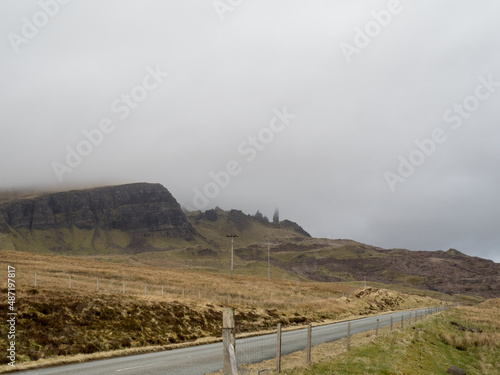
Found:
[223,308,236,375]
[390,316,393,331]
[69,274,71,289]
[276,323,282,373]
[306,324,312,364]
[35,272,37,287]
[228,343,238,375]
[96,278,99,292]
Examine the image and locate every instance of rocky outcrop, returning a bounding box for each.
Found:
[284,244,500,299]
[0,183,196,240]
[280,219,311,237]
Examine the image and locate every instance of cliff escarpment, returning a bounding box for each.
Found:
[0,183,196,252]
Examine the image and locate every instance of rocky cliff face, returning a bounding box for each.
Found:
[0,183,195,240]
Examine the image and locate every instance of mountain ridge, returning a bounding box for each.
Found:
[0,182,498,299]
[0,183,196,252]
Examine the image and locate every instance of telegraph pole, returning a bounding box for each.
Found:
[264,239,278,284]
[267,239,271,284]
[226,234,238,279]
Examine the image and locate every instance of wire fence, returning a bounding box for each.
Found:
[4,266,453,374]
[8,269,365,312]
[10,268,367,311]
[232,306,451,374]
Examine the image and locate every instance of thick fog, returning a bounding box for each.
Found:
[1,0,499,261]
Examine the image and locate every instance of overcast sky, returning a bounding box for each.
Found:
[1,0,499,262]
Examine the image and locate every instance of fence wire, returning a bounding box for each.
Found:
[233,306,450,372]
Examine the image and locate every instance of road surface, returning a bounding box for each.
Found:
[15,307,445,375]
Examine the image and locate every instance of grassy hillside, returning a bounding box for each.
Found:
[276,299,500,375]
[2,203,497,299]
[0,250,450,372]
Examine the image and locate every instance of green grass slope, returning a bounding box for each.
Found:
[284,300,500,375]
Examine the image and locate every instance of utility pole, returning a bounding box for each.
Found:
[263,239,278,284]
[267,239,271,284]
[226,234,238,279]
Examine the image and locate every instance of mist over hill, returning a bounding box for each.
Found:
[0,182,498,299]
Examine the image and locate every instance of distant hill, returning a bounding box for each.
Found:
[0,183,309,254]
[0,183,196,253]
[0,182,498,299]
[236,239,500,299]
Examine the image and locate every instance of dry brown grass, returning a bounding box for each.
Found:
[0,250,444,317]
[439,299,500,353]
[440,330,500,350]
[0,250,447,371]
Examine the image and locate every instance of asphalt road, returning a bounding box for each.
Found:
[15,307,445,375]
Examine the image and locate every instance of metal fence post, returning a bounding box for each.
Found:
[401,315,404,329]
[376,319,379,336]
[390,316,393,331]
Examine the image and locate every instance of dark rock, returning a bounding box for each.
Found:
[197,248,217,256]
[450,321,482,333]
[447,365,466,375]
[227,209,251,232]
[0,183,196,240]
[280,219,311,237]
[200,209,218,222]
